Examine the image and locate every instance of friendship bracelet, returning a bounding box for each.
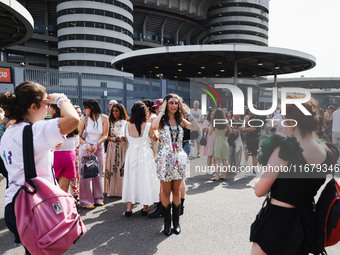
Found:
[57,97,70,108]
[54,94,67,103]
[56,119,67,140]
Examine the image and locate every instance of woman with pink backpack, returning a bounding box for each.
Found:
[0,81,80,254]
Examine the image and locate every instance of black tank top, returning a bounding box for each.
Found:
[270,149,334,207]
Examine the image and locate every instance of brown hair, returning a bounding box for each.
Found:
[159,93,185,130]
[0,81,46,122]
[284,95,319,137]
[109,103,129,123]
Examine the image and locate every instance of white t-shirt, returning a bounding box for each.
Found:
[1,118,65,206]
[332,109,340,132]
[190,108,203,127]
[58,135,79,151]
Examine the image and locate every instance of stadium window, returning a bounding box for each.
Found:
[95,23,104,29]
[85,22,95,28]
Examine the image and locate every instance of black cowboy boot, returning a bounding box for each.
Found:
[180,198,185,216]
[148,202,162,218]
[172,202,181,235]
[161,203,172,236]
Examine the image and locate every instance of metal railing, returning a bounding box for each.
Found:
[24,68,190,114]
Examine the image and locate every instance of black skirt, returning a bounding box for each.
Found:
[250,202,322,255]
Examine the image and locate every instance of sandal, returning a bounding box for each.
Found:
[220,177,227,180]
[209,177,220,182]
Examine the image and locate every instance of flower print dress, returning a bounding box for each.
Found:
[156,124,186,181]
[104,119,128,197]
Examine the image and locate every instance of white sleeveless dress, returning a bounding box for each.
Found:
[121,123,159,205]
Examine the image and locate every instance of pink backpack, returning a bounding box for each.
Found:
[13,125,86,255]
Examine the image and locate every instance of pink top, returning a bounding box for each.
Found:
[202,120,215,156]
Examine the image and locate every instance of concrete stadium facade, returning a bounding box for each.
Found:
[57,0,133,75]
[2,0,275,76]
[0,0,34,47]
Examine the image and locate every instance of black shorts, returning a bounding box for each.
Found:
[5,203,21,244]
[5,203,31,254]
[246,135,259,156]
[250,202,319,255]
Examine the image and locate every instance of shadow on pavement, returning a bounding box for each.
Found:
[185,171,255,196]
[66,197,166,255]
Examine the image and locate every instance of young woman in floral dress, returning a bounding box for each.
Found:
[104,103,129,197]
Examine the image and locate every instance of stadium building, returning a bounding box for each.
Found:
[0,0,339,109]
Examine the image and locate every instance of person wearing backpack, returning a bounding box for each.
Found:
[250,95,335,255]
[0,81,80,254]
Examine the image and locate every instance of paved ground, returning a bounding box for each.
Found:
[1,145,340,254]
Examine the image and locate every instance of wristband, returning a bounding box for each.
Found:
[55,94,70,108]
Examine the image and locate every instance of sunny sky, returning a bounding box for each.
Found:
[269,0,340,78]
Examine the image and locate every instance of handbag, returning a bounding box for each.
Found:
[119,162,124,177]
[177,151,188,166]
[190,130,200,140]
[200,131,207,146]
[80,151,99,179]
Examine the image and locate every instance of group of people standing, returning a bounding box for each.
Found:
[1,80,339,254]
[199,105,262,181]
[0,81,201,241]
[77,94,199,236]
[67,95,201,236]
[197,97,340,254]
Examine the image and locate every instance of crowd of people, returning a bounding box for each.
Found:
[0,81,339,254]
[0,81,201,246]
[197,102,340,182]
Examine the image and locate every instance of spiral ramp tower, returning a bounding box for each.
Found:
[207,0,269,46]
[57,0,133,75]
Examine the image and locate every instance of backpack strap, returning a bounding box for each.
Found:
[326,146,336,165]
[81,116,88,140]
[23,124,37,180]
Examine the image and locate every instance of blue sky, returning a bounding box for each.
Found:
[269,0,340,78]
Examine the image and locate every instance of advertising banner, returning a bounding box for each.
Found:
[0,67,12,83]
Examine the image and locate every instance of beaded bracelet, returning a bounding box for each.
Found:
[56,94,70,108]
[54,94,66,103]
